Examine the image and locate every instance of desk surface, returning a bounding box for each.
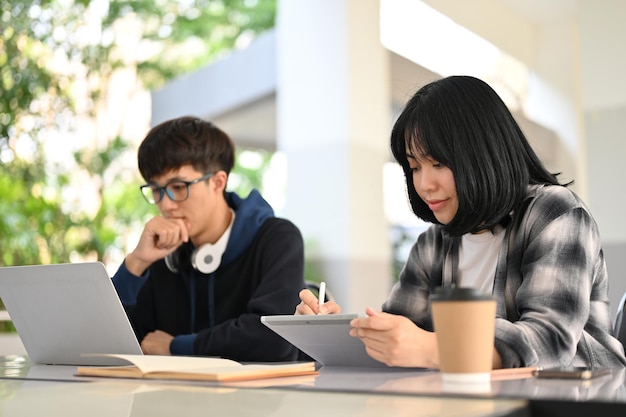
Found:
[0,379,531,417]
[0,378,531,417]
[1,355,626,417]
[3,355,625,403]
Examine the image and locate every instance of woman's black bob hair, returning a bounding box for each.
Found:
[390,76,566,236]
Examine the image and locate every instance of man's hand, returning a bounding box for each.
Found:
[140,330,174,355]
[125,216,190,276]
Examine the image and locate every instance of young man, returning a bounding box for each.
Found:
[112,116,305,362]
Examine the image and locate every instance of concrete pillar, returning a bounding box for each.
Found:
[276,0,392,312]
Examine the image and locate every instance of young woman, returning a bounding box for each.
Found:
[297,75,626,369]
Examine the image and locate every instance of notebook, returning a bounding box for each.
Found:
[0,262,143,366]
[261,314,388,368]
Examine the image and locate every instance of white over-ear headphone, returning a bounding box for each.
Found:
[165,211,235,274]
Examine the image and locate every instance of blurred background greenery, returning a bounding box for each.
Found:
[0,0,412,333]
[1,0,276,267]
[0,0,279,330]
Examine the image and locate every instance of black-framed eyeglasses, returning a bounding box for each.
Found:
[140,172,215,204]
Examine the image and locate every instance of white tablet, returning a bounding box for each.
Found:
[261,314,388,368]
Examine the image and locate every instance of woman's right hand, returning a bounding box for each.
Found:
[295,289,342,315]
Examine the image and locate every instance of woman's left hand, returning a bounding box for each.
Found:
[349,307,439,368]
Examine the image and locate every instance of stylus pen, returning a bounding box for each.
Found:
[317,281,326,315]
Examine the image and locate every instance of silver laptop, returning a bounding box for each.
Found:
[0,262,143,366]
[261,314,388,368]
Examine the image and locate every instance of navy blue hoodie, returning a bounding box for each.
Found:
[112,190,305,362]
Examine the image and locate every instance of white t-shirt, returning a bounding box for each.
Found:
[457,224,505,293]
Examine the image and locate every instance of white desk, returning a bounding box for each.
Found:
[4,355,625,403]
[308,366,626,403]
[2,355,626,416]
[0,375,526,417]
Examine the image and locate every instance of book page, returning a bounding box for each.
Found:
[83,354,242,373]
[78,354,317,383]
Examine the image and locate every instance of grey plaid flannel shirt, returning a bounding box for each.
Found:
[383,184,626,368]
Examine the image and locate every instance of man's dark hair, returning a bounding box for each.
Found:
[138,116,235,181]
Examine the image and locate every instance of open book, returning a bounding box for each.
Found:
[76,354,317,382]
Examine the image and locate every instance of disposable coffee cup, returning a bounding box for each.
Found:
[430,287,496,384]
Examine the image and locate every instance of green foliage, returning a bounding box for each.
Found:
[112,0,277,89]
[0,0,277,271]
[0,0,278,329]
[0,0,94,139]
[230,148,273,196]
